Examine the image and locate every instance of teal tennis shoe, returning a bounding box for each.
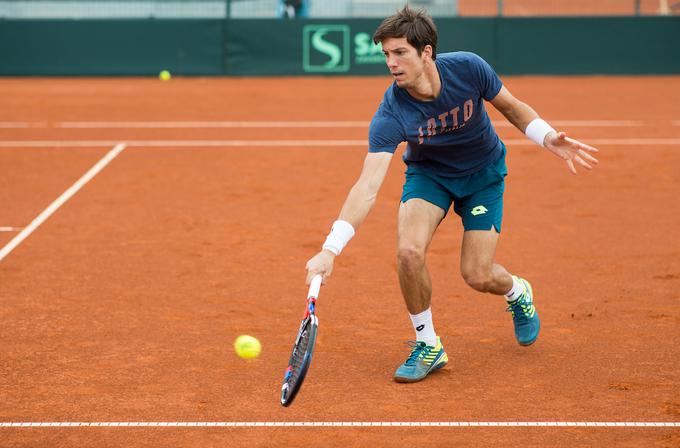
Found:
[393,337,448,383]
[506,276,540,345]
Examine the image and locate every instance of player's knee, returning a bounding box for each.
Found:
[461,267,492,292]
[397,246,425,272]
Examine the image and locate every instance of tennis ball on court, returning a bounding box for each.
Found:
[234,335,262,359]
[159,70,171,81]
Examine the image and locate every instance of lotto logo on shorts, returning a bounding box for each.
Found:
[471,206,488,216]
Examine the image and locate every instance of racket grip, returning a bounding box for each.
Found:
[308,274,322,299]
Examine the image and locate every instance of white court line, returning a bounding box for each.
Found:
[0,140,367,148]
[57,121,370,128]
[0,143,126,263]
[0,421,678,428]
[0,227,22,232]
[546,120,647,127]
[0,120,660,129]
[55,120,649,128]
[1,138,680,148]
[0,123,30,128]
[1,121,371,129]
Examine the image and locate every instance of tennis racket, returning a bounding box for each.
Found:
[280,274,322,407]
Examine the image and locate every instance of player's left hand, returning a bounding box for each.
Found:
[545,131,599,174]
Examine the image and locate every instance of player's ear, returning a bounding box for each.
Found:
[422,45,433,61]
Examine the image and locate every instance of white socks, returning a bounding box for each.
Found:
[504,276,526,302]
[408,277,524,347]
[409,307,437,347]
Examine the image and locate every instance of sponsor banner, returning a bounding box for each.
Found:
[224,18,680,76]
[302,24,385,73]
[225,18,496,76]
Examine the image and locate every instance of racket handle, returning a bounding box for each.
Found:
[308,274,322,299]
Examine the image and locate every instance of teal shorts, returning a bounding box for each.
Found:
[400,143,508,232]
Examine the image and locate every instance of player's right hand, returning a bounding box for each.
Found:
[305,250,336,285]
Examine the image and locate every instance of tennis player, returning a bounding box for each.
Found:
[305,6,599,383]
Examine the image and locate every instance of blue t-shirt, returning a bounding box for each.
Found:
[369,52,503,177]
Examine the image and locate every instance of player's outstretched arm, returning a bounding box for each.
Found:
[305,151,393,284]
[490,86,599,174]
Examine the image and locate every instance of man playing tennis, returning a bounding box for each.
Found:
[305,6,599,383]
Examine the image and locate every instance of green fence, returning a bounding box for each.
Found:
[0,19,225,75]
[1,17,679,76]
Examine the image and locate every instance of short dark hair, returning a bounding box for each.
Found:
[373,6,438,60]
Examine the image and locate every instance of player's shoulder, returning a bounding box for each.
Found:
[383,81,399,103]
[371,83,403,131]
[376,82,400,113]
[437,51,488,68]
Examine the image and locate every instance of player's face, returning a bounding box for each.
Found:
[381,37,430,88]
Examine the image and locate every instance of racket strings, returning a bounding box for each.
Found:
[287,324,312,387]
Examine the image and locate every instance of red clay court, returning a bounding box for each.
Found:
[0,76,679,447]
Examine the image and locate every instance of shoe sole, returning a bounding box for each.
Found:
[393,353,448,383]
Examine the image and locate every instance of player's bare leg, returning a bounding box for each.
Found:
[394,198,449,382]
[460,228,512,295]
[396,198,445,314]
[460,228,540,345]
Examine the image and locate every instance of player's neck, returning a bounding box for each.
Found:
[406,61,441,102]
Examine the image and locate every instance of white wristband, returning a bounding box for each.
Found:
[322,220,355,256]
[525,118,556,148]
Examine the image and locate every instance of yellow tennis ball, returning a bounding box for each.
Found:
[234,335,261,359]
[159,70,171,81]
